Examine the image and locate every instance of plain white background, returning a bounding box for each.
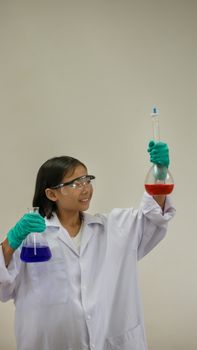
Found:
[0,0,196,349]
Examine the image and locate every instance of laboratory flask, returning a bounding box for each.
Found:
[144,107,174,196]
[20,207,52,263]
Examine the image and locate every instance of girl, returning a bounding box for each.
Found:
[0,142,175,350]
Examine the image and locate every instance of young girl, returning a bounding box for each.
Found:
[0,142,175,350]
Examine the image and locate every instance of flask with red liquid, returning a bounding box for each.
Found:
[144,107,174,196]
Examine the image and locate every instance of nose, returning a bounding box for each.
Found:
[80,182,88,189]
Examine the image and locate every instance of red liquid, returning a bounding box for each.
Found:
[145,184,174,195]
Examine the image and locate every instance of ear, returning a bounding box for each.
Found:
[45,188,58,202]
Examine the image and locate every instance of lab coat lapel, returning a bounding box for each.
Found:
[80,224,94,256]
[46,214,79,256]
[57,227,79,256]
[46,212,103,257]
[80,213,104,255]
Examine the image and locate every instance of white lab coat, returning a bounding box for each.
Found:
[0,193,175,350]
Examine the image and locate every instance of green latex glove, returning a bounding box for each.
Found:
[7,213,46,250]
[147,140,170,168]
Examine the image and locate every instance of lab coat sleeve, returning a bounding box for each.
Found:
[0,245,20,302]
[137,192,176,260]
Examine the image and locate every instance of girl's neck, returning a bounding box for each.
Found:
[57,210,83,237]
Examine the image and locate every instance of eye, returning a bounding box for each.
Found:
[71,181,80,188]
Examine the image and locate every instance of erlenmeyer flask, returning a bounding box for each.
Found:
[144,107,174,196]
[20,207,52,263]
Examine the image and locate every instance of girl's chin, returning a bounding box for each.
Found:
[79,200,90,209]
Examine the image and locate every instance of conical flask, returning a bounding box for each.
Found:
[20,207,52,263]
[144,107,174,196]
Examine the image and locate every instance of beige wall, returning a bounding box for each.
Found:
[0,0,196,349]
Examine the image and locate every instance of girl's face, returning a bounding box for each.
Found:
[46,165,94,214]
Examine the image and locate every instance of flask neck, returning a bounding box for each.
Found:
[152,115,160,142]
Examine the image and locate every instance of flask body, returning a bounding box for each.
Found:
[145,164,174,195]
[20,207,52,263]
[20,232,52,263]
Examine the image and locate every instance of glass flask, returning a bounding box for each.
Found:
[144,107,174,196]
[20,207,52,263]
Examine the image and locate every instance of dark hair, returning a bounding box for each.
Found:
[32,156,87,218]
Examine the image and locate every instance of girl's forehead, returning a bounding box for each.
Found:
[63,165,87,181]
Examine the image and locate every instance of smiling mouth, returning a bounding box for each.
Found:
[80,198,89,202]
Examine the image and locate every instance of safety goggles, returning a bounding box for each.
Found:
[50,175,95,194]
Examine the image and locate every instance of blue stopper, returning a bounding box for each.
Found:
[152,106,157,114]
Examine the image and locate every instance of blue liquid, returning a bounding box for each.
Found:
[20,246,52,263]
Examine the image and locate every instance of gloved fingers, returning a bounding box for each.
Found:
[7,213,46,249]
[148,140,170,167]
[148,140,155,148]
[148,142,169,156]
[21,213,45,225]
[17,213,46,233]
[147,140,156,153]
[148,141,168,152]
[153,142,169,152]
[150,148,169,158]
[18,221,46,233]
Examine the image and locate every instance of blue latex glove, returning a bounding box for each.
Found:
[7,213,46,250]
[148,140,170,168]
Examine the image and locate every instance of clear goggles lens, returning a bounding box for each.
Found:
[52,175,95,195]
[67,175,95,189]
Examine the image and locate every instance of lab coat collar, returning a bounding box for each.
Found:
[45,212,104,256]
[45,212,104,228]
[82,212,104,226]
[45,213,61,228]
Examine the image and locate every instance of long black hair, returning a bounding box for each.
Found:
[32,156,87,218]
